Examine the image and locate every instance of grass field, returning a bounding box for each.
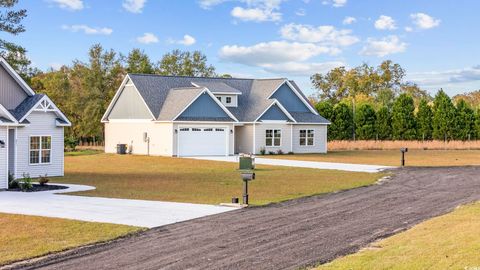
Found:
[0,213,142,266]
[315,202,480,270]
[53,154,384,205]
[271,149,480,167]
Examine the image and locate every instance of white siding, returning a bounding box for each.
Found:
[172,123,234,156]
[0,127,7,189]
[105,121,174,156]
[292,125,327,153]
[253,123,293,154]
[16,111,65,179]
[214,94,238,107]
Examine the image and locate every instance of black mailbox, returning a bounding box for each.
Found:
[400,148,408,166]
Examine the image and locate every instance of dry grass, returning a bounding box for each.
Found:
[272,149,480,167]
[0,213,141,266]
[329,140,480,150]
[315,202,480,270]
[53,154,384,205]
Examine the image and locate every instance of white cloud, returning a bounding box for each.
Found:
[231,6,281,22]
[360,35,407,57]
[50,63,63,71]
[262,61,345,76]
[408,66,480,86]
[136,33,159,44]
[219,41,338,66]
[50,0,83,10]
[405,26,413,32]
[342,16,356,25]
[123,0,147,13]
[374,15,396,30]
[168,34,197,46]
[198,0,228,9]
[62,25,112,35]
[322,0,347,7]
[410,13,440,30]
[280,23,359,47]
[295,8,306,16]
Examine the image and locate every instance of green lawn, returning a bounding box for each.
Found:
[0,213,142,266]
[271,149,480,167]
[53,154,384,205]
[315,202,480,270]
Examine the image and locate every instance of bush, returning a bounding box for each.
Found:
[20,173,33,191]
[287,151,294,155]
[38,174,49,186]
[64,136,78,152]
[268,151,276,155]
[8,173,18,189]
[276,149,284,155]
[259,147,266,155]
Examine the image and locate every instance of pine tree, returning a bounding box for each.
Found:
[376,106,391,140]
[315,100,334,122]
[416,99,433,140]
[432,90,456,141]
[454,99,475,140]
[355,103,376,140]
[391,94,416,140]
[125,48,154,74]
[330,102,354,140]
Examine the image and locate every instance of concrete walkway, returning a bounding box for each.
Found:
[0,184,235,228]
[189,156,393,173]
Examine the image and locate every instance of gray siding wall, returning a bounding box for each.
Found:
[253,123,293,154]
[259,104,290,121]
[179,93,230,119]
[292,125,327,153]
[16,111,65,178]
[0,127,7,189]
[270,83,310,112]
[108,85,153,119]
[0,65,28,110]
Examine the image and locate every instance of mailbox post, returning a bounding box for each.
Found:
[241,171,255,205]
[400,148,408,166]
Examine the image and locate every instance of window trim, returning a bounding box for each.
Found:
[299,129,315,146]
[265,129,282,147]
[29,135,52,165]
[226,96,232,104]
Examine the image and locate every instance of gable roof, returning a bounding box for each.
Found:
[7,94,71,126]
[108,74,327,124]
[0,57,35,96]
[9,94,44,121]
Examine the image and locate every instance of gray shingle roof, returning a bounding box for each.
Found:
[0,116,13,123]
[9,94,44,121]
[290,112,330,124]
[127,74,325,124]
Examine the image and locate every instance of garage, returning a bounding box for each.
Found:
[177,127,228,156]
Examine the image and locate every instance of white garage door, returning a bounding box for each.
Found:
[178,127,228,156]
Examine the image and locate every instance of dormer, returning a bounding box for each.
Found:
[191,81,241,108]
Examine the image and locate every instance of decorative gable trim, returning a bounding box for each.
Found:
[173,88,239,122]
[267,80,318,115]
[19,95,71,126]
[254,100,296,123]
[0,57,35,96]
[101,75,156,122]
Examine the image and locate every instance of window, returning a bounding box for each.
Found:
[226,97,232,104]
[30,136,51,164]
[217,96,222,102]
[300,130,314,146]
[266,129,281,146]
[215,128,225,132]
[192,128,201,131]
[180,128,190,131]
[203,128,213,131]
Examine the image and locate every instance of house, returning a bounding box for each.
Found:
[0,58,71,190]
[102,74,329,157]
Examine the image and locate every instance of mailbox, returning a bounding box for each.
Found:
[241,172,255,181]
[400,148,408,166]
[400,148,408,153]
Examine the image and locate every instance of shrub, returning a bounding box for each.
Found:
[38,174,49,186]
[64,136,78,152]
[259,147,266,155]
[20,173,33,191]
[276,149,284,155]
[287,151,294,155]
[8,173,18,189]
[268,151,276,155]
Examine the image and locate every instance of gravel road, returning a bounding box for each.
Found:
[6,166,480,270]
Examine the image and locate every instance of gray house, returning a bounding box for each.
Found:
[102,74,329,157]
[0,58,71,189]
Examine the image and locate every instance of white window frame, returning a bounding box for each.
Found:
[29,135,52,165]
[265,129,281,147]
[299,129,315,146]
[226,96,232,104]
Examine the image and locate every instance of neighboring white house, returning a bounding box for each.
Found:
[102,74,330,157]
[0,58,71,190]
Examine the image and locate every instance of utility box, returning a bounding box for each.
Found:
[239,154,255,170]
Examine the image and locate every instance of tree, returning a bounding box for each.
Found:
[391,94,416,140]
[454,99,475,140]
[355,103,376,140]
[315,100,334,122]
[475,108,480,139]
[416,99,433,140]
[330,102,354,140]
[125,48,154,74]
[432,89,456,141]
[156,49,216,77]
[376,106,391,140]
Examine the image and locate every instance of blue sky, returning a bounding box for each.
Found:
[5,0,480,96]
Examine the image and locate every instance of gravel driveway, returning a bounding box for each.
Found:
[6,167,480,270]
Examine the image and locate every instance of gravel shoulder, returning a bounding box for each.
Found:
[5,167,480,270]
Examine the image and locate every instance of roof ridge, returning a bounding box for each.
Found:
[170,86,204,91]
[128,73,254,80]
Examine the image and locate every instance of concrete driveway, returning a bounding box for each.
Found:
[0,184,234,228]
[188,156,393,173]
